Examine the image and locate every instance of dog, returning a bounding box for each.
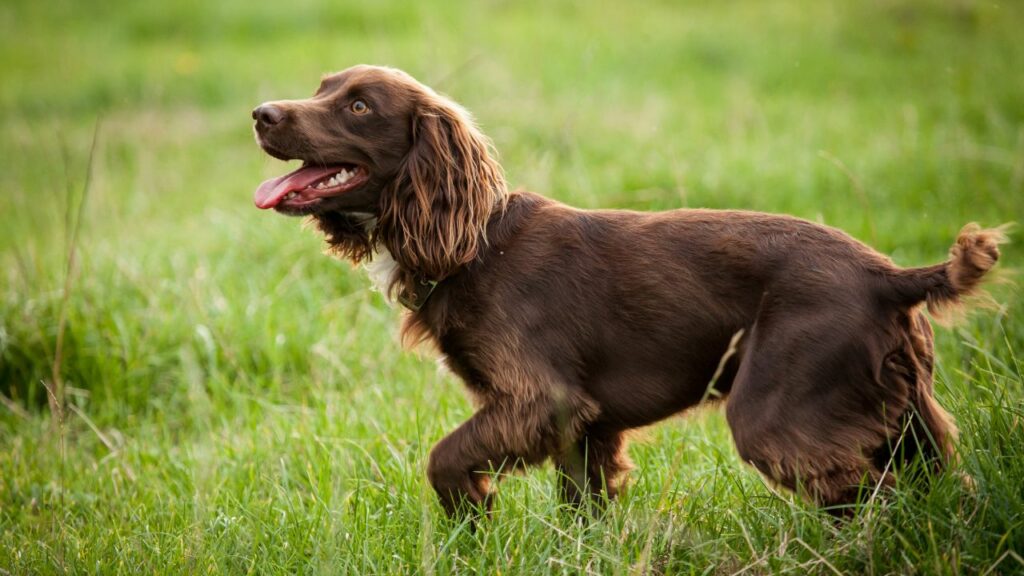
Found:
[252,65,1004,516]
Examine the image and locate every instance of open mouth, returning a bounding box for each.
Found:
[254,163,369,210]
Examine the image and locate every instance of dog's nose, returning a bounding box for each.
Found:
[252,104,284,126]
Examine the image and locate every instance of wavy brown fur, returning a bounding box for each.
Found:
[313,211,374,263]
[378,95,507,300]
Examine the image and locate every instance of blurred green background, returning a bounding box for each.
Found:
[1,0,1022,573]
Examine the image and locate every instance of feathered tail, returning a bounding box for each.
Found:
[883,223,1009,315]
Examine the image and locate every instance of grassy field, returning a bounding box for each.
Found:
[2,0,1023,573]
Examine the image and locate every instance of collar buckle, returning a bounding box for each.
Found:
[398,277,438,311]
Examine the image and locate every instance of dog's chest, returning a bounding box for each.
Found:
[363,248,400,298]
[354,214,401,301]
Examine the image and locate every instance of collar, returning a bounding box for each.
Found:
[398,277,438,312]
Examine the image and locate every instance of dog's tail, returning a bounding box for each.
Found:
[883,223,1009,316]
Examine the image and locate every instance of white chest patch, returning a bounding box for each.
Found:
[352,213,400,303]
[363,247,400,301]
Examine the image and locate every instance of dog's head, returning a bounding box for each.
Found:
[252,65,506,279]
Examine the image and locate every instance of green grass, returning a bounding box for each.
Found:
[2,0,1023,573]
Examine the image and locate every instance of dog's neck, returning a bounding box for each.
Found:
[350,213,438,311]
[341,197,519,312]
[363,246,437,311]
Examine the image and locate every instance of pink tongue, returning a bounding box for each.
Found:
[254,165,344,209]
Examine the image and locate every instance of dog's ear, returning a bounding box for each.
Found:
[379,97,506,286]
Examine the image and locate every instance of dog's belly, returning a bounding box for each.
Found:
[583,339,741,429]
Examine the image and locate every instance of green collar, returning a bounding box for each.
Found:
[398,277,438,312]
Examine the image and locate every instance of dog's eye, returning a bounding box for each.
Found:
[350,100,369,115]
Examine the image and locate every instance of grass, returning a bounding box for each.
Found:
[1,0,1023,573]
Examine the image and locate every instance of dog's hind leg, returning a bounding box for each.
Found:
[725,295,914,514]
[871,309,956,476]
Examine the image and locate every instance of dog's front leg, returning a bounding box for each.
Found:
[427,388,598,517]
[426,401,551,517]
[427,409,497,517]
[555,426,632,507]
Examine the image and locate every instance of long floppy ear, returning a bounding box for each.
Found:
[379,97,506,286]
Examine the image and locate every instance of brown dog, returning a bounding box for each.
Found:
[252,65,1004,516]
